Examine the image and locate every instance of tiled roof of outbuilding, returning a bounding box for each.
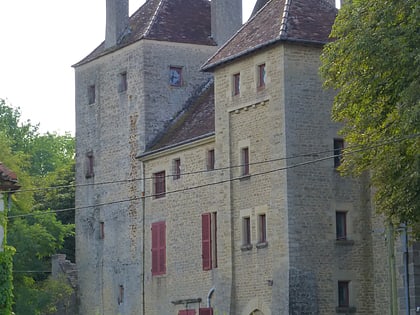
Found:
[202,0,337,71]
[144,80,215,154]
[74,0,216,67]
[0,162,20,191]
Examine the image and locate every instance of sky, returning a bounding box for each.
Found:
[0,0,257,136]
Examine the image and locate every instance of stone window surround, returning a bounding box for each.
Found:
[238,139,251,179]
[240,205,269,251]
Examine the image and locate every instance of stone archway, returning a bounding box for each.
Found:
[250,310,264,315]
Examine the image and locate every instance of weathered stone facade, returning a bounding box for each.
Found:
[74,0,419,314]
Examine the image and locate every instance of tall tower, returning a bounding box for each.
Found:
[211,0,242,45]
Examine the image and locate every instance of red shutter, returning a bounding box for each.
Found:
[179,310,196,315]
[199,308,213,315]
[151,221,166,275]
[202,213,212,270]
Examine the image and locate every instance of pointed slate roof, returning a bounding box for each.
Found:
[74,0,216,67]
[202,0,337,71]
[142,80,215,155]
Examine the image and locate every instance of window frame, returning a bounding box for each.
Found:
[88,84,96,104]
[338,281,350,308]
[243,216,251,246]
[118,71,127,93]
[336,211,347,240]
[233,73,240,96]
[257,213,267,244]
[85,151,94,178]
[257,63,266,90]
[173,158,181,180]
[169,66,183,87]
[153,171,166,199]
[241,147,250,176]
[207,149,215,171]
[333,138,344,168]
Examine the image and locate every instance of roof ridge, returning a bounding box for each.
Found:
[279,0,292,38]
[143,0,164,38]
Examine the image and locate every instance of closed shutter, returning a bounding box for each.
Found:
[202,213,212,270]
[151,221,166,275]
[199,308,213,315]
[179,310,196,315]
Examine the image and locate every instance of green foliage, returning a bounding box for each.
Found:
[321,0,420,234]
[0,99,76,313]
[0,246,15,315]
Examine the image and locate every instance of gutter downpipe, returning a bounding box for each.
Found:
[141,161,146,315]
[207,287,215,308]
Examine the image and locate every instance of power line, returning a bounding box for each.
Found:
[12,132,420,194]
[7,132,420,220]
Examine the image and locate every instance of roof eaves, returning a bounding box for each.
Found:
[202,37,282,72]
[137,132,215,160]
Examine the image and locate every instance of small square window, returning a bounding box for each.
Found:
[153,171,166,198]
[118,72,127,92]
[173,158,181,180]
[88,85,96,104]
[258,213,267,243]
[241,147,250,176]
[334,138,344,168]
[169,66,183,86]
[338,281,350,307]
[242,216,251,246]
[207,149,215,170]
[257,64,266,89]
[233,73,240,96]
[336,211,347,240]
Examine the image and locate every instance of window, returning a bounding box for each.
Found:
[243,216,251,246]
[258,213,267,243]
[151,221,166,275]
[241,147,250,176]
[179,310,195,315]
[257,63,266,89]
[118,285,124,305]
[99,222,105,239]
[202,212,217,270]
[336,211,347,240]
[334,138,344,168]
[207,149,215,170]
[199,308,213,315]
[118,71,127,92]
[153,171,166,198]
[173,158,181,180]
[88,85,95,104]
[85,151,94,178]
[338,281,350,307]
[233,73,240,96]
[169,66,183,86]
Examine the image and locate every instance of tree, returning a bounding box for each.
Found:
[0,99,75,313]
[320,0,420,234]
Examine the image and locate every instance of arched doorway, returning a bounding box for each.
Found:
[250,310,264,315]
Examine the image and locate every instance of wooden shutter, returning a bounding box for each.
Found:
[179,310,196,315]
[202,213,212,270]
[151,221,166,275]
[199,308,213,315]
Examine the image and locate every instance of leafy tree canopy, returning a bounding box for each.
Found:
[321,0,420,234]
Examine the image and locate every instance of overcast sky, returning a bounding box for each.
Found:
[0,0,257,135]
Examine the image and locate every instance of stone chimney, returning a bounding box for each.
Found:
[105,0,129,48]
[211,0,242,46]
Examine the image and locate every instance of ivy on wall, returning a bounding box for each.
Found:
[0,245,15,315]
